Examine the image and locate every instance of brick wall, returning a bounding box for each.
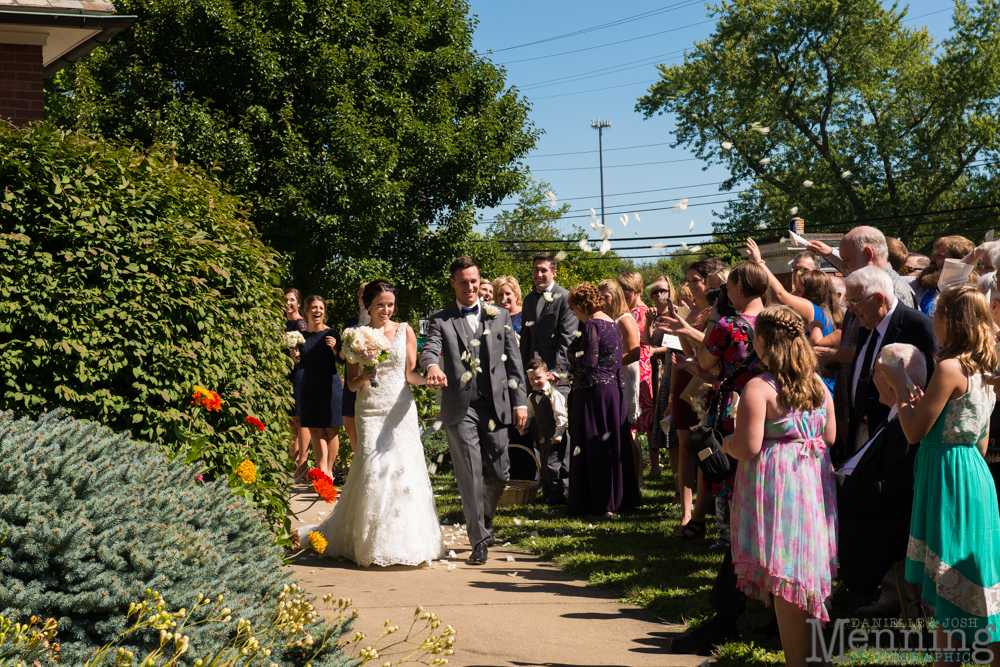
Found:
[0,44,44,126]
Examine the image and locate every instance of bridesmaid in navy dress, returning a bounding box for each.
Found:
[284,288,311,480]
[566,283,641,518]
[299,295,343,477]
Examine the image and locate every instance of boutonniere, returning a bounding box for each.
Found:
[483,304,499,319]
[542,292,557,306]
[543,386,553,398]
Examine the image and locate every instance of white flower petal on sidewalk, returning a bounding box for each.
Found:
[507,572,519,577]
[448,550,457,558]
[507,555,516,562]
[448,563,457,570]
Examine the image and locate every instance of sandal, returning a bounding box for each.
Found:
[672,520,706,540]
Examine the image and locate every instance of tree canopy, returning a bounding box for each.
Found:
[636,0,1000,250]
[46,0,539,323]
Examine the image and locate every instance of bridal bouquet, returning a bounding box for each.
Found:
[281,330,305,349]
[342,326,393,387]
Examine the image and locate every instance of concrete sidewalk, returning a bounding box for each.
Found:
[288,488,706,667]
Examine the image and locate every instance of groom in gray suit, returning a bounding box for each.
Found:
[421,256,528,565]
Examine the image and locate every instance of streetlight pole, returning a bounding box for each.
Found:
[590,119,611,231]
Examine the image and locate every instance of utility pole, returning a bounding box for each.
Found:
[590,119,611,232]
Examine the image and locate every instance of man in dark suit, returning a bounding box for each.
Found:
[519,252,579,504]
[842,265,935,461]
[836,342,926,594]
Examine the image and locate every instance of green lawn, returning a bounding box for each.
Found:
[430,468,960,666]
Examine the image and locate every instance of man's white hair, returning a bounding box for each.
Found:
[978,270,1000,304]
[844,225,889,264]
[986,243,1000,271]
[845,265,895,304]
[881,343,928,389]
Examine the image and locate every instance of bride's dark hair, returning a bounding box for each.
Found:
[362,279,398,310]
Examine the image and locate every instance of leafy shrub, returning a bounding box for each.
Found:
[0,123,293,530]
[421,428,452,475]
[0,409,351,665]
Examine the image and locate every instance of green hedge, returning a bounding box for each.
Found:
[0,123,293,530]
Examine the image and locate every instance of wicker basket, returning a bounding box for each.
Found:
[499,444,541,506]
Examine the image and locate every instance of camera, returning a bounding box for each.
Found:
[706,284,738,317]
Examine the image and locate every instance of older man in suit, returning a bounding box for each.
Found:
[519,252,579,504]
[836,342,926,594]
[841,266,935,460]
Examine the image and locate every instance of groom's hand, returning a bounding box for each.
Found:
[513,407,527,430]
[426,365,448,388]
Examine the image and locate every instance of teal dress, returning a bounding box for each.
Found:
[906,372,1000,638]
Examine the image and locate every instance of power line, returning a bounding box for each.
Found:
[531,157,701,172]
[501,16,710,65]
[530,80,657,101]
[519,50,684,89]
[493,2,703,52]
[524,141,676,159]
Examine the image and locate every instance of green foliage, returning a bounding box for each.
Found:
[421,429,452,476]
[636,0,1000,247]
[0,123,294,531]
[0,410,351,666]
[46,0,539,324]
[473,177,633,294]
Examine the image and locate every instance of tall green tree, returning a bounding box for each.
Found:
[636,0,1000,249]
[45,0,538,323]
[473,177,631,295]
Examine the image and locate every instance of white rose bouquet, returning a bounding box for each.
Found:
[342,326,393,387]
[281,330,306,349]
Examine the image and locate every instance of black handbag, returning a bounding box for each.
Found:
[689,317,758,483]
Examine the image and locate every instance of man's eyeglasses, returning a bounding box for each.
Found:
[844,293,877,309]
[901,265,921,275]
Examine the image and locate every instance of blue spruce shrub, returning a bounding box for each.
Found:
[0,410,352,665]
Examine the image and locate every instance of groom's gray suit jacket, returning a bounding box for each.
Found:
[420,302,528,426]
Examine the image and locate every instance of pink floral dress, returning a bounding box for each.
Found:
[632,305,655,432]
[731,373,838,621]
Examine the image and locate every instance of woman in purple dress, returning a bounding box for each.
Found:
[566,283,642,518]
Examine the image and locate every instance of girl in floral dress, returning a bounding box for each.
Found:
[724,305,837,667]
[880,285,1000,661]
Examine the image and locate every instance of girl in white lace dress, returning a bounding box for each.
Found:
[299,280,443,567]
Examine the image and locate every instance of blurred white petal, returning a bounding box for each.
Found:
[619,214,628,226]
[681,242,688,250]
[758,222,768,229]
[759,157,770,165]
[601,432,611,441]
[590,221,599,230]
[840,171,851,179]
[578,238,592,252]
[988,229,996,242]
[555,250,568,261]
[590,208,597,219]
[721,141,733,150]
[599,239,611,255]
[790,206,799,215]
[573,446,582,456]
[690,245,702,253]
[600,226,613,240]
[652,242,667,249]
[803,180,814,188]
[755,127,770,135]
[673,198,689,212]
[689,220,695,231]
[488,419,496,432]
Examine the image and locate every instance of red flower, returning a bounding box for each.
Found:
[306,469,338,504]
[191,386,222,412]
[245,415,266,432]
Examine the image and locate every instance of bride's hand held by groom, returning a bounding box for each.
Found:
[426,365,448,389]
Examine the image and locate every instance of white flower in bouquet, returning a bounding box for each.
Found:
[281,330,306,349]
[342,326,393,387]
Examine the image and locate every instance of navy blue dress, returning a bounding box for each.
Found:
[341,317,360,418]
[298,327,344,429]
[285,318,308,417]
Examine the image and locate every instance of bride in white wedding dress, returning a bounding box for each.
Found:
[298,279,443,567]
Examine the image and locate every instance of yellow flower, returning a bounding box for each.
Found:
[308,531,327,554]
[236,459,257,484]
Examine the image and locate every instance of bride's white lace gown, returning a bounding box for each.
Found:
[300,323,443,566]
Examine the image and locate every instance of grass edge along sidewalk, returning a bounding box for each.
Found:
[429,471,967,667]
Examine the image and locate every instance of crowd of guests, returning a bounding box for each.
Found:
[283,228,1000,665]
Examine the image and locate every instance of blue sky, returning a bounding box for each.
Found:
[467,0,958,260]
